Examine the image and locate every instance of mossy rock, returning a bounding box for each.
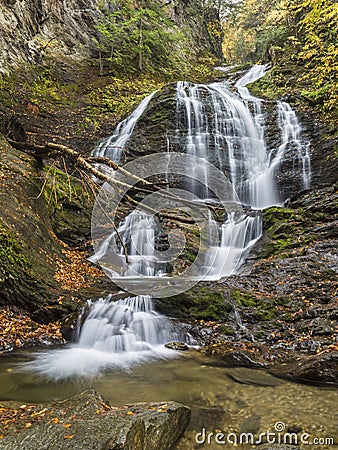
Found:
[230,289,277,322]
[43,166,94,244]
[0,136,78,320]
[257,206,313,258]
[154,284,232,320]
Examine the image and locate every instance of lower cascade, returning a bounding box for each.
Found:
[24,295,187,380]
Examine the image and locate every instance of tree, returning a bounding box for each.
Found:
[94,0,183,75]
[295,0,338,115]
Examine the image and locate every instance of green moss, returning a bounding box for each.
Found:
[0,65,79,110]
[0,223,33,278]
[86,75,165,126]
[231,289,276,322]
[258,206,315,258]
[42,166,94,243]
[246,69,285,100]
[231,289,258,307]
[155,285,231,320]
[219,325,235,335]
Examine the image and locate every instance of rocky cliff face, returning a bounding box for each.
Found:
[0,0,100,72]
[0,0,215,73]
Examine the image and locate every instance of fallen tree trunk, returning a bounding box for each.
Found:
[7,138,213,223]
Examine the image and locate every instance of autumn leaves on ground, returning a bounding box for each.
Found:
[0,244,103,352]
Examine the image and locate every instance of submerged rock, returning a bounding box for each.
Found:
[0,390,191,450]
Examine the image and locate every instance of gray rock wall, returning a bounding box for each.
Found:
[0,0,100,72]
[0,0,215,72]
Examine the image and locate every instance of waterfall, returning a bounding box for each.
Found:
[93,91,157,162]
[78,295,183,351]
[88,210,166,277]
[277,100,311,190]
[24,295,186,379]
[90,65,311,282]
[198,212,262,279]
[24,65,312,378]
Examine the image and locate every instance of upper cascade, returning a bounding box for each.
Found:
[93,91,157,162]
[90,65,311,282]
[174,65,310,208]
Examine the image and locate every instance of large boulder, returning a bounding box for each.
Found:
[0,390,191,450]
[272,352,338,386]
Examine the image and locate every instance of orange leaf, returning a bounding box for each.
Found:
[64,435,75,439]
[63,424,72,428]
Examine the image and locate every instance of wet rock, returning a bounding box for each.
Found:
[205,345,265,368]
[287,425,302,434]
[0,390,191,450]
[240,414,261,434]
[272,352,338,385]
[222,350,263,368]
[165,341,189,351]
[190,405,227,430]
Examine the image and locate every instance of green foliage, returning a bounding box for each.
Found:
[94,0,184,75]
[295,0,338,117]
[0,64,78,111]
[87,75,164,119]
[223,0,291,63]
[221,0,337,120]
[223,0,338,121]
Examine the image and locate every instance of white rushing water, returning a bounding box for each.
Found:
[277,100,311,190]
[24,295,185,379]
[88,210,166,277]
[176,64,310,208]
[24,65,312,378]
[89,64,311,282]
[93,91,157,162]
[200,212,262,280]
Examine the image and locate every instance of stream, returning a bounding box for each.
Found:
[0,349,337,449]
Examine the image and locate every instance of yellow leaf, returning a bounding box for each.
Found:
[25,423,32,428]
[64,435,75,439]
